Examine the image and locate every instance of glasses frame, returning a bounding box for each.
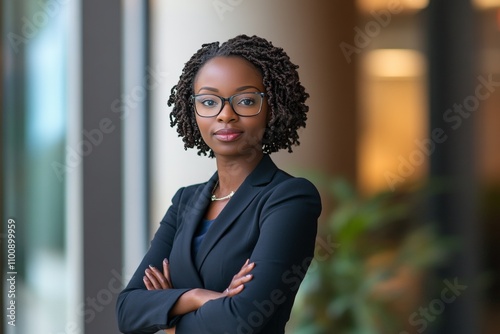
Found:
[191,92,266,118]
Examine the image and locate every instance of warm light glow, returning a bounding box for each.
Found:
[481,49,500,73]
[364,49,426,78]
[473,0,500,9]
[357,0,429,13]
[358,49,428,195]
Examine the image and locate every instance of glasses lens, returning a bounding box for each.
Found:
[232,92,263,116]
[193,94,222,117]
[193,92,264,117]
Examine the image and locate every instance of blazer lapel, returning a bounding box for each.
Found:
[175,174,218,287]
[195,155,278,268]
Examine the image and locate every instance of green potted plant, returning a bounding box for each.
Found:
[289,178,454,334]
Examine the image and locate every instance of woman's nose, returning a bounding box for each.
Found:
[217,101,238,122]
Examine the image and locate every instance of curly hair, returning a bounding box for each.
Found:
[167,34,309,157]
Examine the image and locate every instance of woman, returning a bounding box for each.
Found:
[116,34,322,334]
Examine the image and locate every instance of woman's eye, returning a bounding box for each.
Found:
[238,98,255,106]
[201,99,218,108]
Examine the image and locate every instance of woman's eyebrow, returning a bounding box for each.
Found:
[197,86,219,93]
[235,85,261,92]
[196,85,262,94]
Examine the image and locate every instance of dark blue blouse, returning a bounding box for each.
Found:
[192,219,215,257]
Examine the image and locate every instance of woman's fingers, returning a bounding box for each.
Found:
[144,267,163,289]
[143,275,154,290]
[143,259,173,291]
[226,273,253,297]
[145,264,171,290]
[225,259,255,297]
[227,284,244,297]
[234,272,253,287]
[237,260,255,277]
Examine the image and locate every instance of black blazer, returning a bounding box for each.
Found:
[116,155,321,333]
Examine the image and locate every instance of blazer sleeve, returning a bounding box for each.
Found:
[174,178,322,333]
[116,187,192,333]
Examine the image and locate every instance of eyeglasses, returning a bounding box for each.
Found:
[191,92,265,118]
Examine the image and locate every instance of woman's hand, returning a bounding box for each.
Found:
[144,258,255,318]
[144,258,172,290]
[185,259,255,309]
[223,259,255,297]
[145,259,176,333]
[144,258,255,296]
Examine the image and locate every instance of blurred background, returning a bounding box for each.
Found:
[1,0,499,333]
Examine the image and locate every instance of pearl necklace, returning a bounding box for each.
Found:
[211,181,234,202]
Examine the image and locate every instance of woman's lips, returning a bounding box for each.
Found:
[213,128,243,142]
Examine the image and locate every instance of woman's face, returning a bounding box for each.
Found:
[193,56,268,159]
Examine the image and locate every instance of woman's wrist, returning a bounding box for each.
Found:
[170,288,224,317]
[192,288,221,308]
[190,288,204,309]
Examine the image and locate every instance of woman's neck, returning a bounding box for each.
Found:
[214,152,264,195]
